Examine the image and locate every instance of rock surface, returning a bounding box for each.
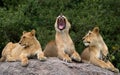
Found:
[0,57,119,75]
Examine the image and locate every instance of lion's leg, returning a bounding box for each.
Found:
[58,48,72,62]
[0,56,6,62]
[90,57,110,69]
[71,50,81,62]
[44,40,58,57]
[81,48,90,63]
[82,60,90,63]
[6,55,16,62]
[20,53,28,67]
[90,57,119,72]
[106,61,119,72]
[37,50,46,61]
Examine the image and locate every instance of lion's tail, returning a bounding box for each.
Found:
[0,56,6,62]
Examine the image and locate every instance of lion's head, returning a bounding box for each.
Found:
[82,27,103,47]
[55,14,71,32]
[19,29,37,48]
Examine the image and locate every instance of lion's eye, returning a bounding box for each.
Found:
[89,33,91,35]
[23,36,26,38]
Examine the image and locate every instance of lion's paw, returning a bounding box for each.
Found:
[62,55,72,63]
[21,61,28,67]
[111,68,119,73]
[71,52,81,62]
[38,56,47,61]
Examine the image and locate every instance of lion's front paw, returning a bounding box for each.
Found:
[21,60,28,67]
[6,58,16,62]
[71,52,81,62]
[37,52,47,61]
[62,54,72,63]
[111,68,119,73]
[38,56,47,61]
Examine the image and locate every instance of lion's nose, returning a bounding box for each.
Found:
[19,42,21,44]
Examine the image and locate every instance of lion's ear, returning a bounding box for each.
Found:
[88,30,91,33]
[93,27,99,34]
[31,29,36,36]
[23,31,27,34]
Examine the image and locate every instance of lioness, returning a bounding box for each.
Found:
[0,30,46,66]
[44,14,81,62]
[81,27,119,72]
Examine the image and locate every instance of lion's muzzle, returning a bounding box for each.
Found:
[57,15,66,30]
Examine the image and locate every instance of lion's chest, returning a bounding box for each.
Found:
[94,49,101,59]
[58,34,74,55]
[23,47,39,56]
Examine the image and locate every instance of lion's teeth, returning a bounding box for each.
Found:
[84,42,90,46]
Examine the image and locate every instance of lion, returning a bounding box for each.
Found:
[44,14,81,62]
[0,30,46,66]
[81,27,119,72]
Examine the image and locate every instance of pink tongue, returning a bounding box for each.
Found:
[59,25,64,29]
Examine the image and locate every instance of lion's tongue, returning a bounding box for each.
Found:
[59,25,64,29]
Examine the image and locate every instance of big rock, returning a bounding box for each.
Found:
[0,57,119,75]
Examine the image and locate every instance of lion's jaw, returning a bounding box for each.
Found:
[55,14,71,32]
[83,42,90,46]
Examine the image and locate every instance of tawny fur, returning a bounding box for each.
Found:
[44,14,81,62]
[81,27,119,72]
[0,30,46,66]
[44,40,58,57]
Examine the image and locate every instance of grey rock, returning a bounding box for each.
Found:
[0,57,119,75]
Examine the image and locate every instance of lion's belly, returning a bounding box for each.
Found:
[57,34,75,55]
[63,41,74,55]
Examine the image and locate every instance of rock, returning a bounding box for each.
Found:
[0,57,119,75]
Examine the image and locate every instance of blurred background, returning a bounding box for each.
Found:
[0,0,120,70]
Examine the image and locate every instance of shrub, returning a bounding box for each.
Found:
[0,0,120,69]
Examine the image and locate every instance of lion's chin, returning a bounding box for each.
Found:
[84,42,90,47]
[19,43,29,48]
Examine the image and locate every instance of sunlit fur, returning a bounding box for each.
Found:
[44,14,81,62]
[0,30,46,66]
[81,27,119,72]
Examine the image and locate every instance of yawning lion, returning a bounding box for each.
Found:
[44,14,81,62]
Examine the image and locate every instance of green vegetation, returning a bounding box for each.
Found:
[0,0,120,69]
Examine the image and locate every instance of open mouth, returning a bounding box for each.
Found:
[22,44,29,48]
[57,16,66,30]
[19,42,29,48]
